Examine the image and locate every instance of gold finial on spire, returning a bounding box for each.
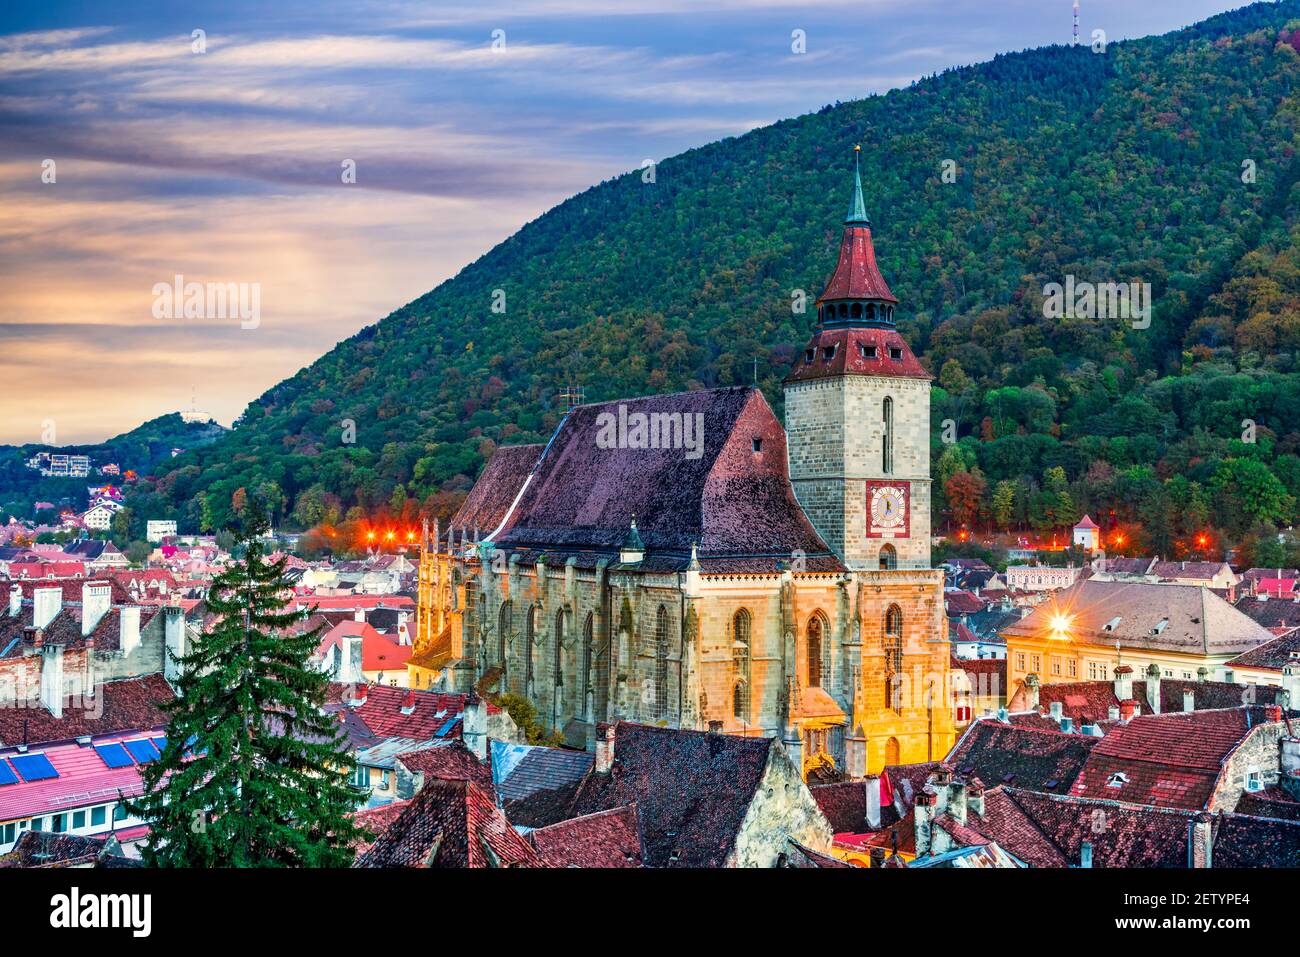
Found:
[853,144,861,152]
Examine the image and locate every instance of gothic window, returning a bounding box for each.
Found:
[807,613,829,688]
[851,302,862,319]
[581,612,593,708]
[732,608,752,721]
[553,609,565,690]
[524,605,537,691]
[838,303,848,319]
[882,397,894,474]
[879,543,897,570]
[654,605,670,718]
[497,599,512,669]
[885,737,901,767]
[866,303,876,321]
[884,605,903,711]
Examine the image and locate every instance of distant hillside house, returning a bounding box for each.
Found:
[145,520,177,543]
[1072,515,1100,551]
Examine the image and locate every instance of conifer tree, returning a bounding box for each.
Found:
[131,504,366,866]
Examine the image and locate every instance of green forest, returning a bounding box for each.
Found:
[100,2,1300,564]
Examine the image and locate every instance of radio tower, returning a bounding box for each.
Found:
[1072,0,1080,45]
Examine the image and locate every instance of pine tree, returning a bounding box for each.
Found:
[130,504,366,866]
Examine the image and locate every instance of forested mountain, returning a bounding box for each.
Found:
[132,2,1300,562]
[0,414,226,520]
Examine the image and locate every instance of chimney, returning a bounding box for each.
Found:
[1197,666,1209,683]
[1107,705,1120,722]
[8,584,20,618]
[708,719,724,734]
[399,690,416,715]
[1025,672,1040,711]
[913,790,935,858]
[462,690,487,761]
[1264,704,1283,723]
[997,707,1009,722]
[1049,700,1063,722]
[1144,663,1162,714]
[33,586,61,630]
[1079,841,1093,869]
[931,766,953,813]
[354,608,365,623]
[1061,717,1074,734]
[1183,689,1196,713]
[39,644,64,719]
[595,722,616,773]
[163,606,185,683]
[1118,699,1136,723]
[81,581,111,637]
[1113,665,1133,702]
[949,776,969,826]
[864,774,882,829]
[868,846,887,868]
[1283,664,1299,712]
[1190,812,1214,868]
[347,683,368,708]
[967,778,985,819]
[119,606,141,655]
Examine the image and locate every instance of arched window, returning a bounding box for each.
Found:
[581,612,593,709]
[654,605,670,718]
[807,613,828,688]
[884,605,903,711]
[838,303,848,319]
[867,303,876,321]
[524,604,536,692]
[885,737,901,767]
[850,302,862,319]
[553,608,565,690]
[882,397,894,474]
[879,543,897,570]
[497,599,512,669]
[732,609,752,720]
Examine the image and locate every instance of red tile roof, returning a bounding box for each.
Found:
[0,673,174,748]
[784,327,930,384]
[817,224,896,303]
[396,741,494,795]
[325,683,496,741]
[353,778,541,868]
[1070,708,1275,810]
[529,804,644,867]
[947,720,1098,793]
[317,621,412,674]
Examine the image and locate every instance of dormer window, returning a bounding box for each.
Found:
[1106,771,1129,788]
[888,346,903,361]
[860,344,877,359]
[751,438,762,453]
[1102,616,1122,632]
[822,345,836,361]
[805,349,815,363]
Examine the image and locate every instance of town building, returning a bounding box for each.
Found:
[146,520,177,543]
[413,158,957,778]
[1072,515,1100,551]
[1001,579,1275,693]
[1004,563,1084,593]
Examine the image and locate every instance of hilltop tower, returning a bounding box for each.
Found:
[784,148,933,572]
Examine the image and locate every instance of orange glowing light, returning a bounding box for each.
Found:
[366,531,376,542]
[385,531,396,542]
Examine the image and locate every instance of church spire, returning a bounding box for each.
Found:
[845,145,869,226]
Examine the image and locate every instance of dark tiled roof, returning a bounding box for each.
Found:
[529,804,644,867]
[567,722,773,868]
[1232,597,1300,632]
[810,781,868,833]
[0,831,126,868]
[1000,788,1196,868]
[492,740,593,806]
[1234,786,1300,821]
[883,761,942,811]
[1228,626,1300,671]
[354,778,541,868]
[1013,678,1283,727]
[947,720,1098,793]
[397,741,494,795]
[491,388,841,573]
[784,839,853,868]
[0,673,174,747]
[1212,813,1300,867]
[451,444,543,533]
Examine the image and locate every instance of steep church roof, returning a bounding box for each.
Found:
[488,387,841,573]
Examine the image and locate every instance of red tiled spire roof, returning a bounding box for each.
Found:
[818,224,897,305]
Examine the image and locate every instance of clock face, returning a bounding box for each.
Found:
[866,482,910,538]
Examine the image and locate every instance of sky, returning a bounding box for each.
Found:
[0,0,1247,444]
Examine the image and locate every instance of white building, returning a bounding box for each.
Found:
[1072,514,1100,551]
[82,504,117,531]
[1005,564,1085,592]
[146,520,178,543]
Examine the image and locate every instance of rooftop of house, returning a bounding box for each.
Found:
[0,673,175,748]
[1070,706,1285,810]
[947,719,1099,794]
[1009,676,1287,727]
[528,804,644,868]
[325,683,497,742]
[353,777,541,868]
[316,620,411,674]
[0,831,131,869]
[1227,625,1300,671]
[1002,579,1274,655]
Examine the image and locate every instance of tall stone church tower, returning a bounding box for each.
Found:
[785,148,933,571]
[785,150,952,775]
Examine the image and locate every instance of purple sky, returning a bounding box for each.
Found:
[0,0,1244,443]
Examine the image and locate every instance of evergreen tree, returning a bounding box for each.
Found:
[130,504,366,867]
